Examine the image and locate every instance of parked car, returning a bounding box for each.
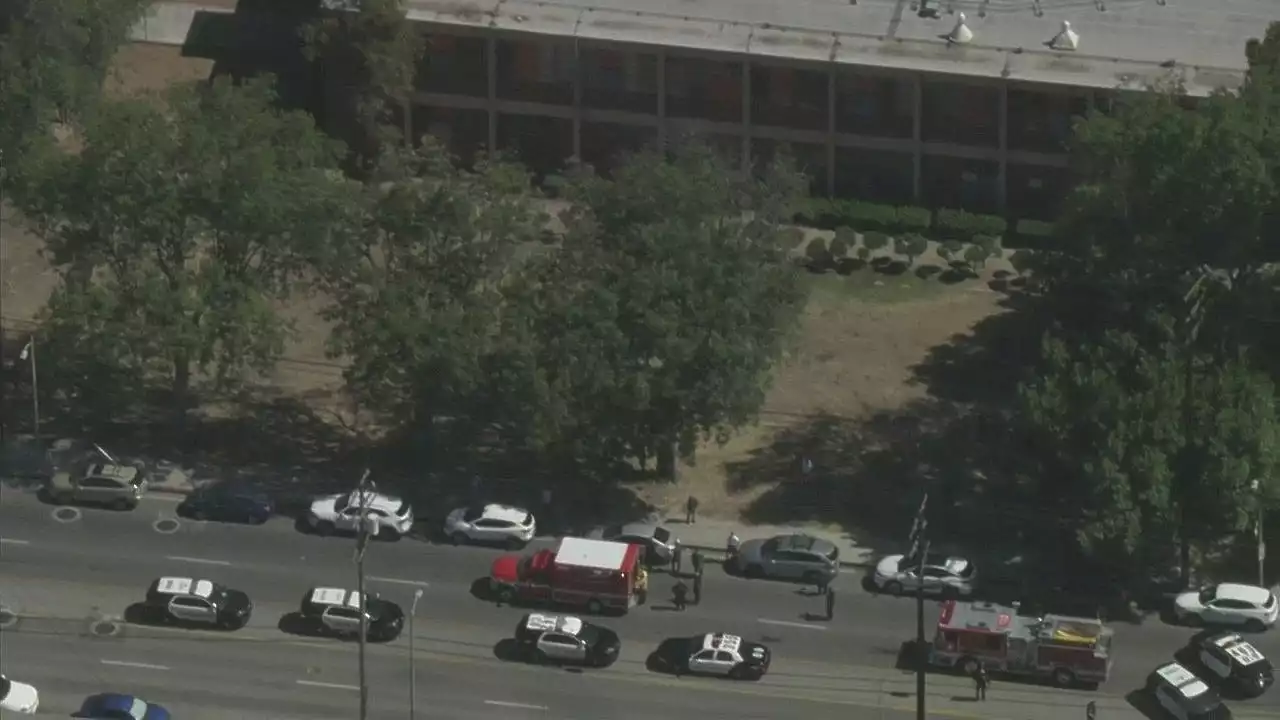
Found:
[588,522,678,566]
[45,462,146,510]
[178,484,273,524]
[444,503,535,548]
[307,490,414,539]
[733,534,839,584]
[0,675,38,714]
[1174,584,1280,631]
[74,693,170,719]
[647,633,771,680]
[873,553,977,597]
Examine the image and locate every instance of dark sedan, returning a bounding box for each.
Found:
[178,484,273,524]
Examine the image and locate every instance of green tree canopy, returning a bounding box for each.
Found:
[15,77,349,420]
[496,144,810,476]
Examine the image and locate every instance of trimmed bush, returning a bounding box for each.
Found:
[1009,249,1035,274]
[803,236,833,272]
[863,231,890,253]
[936,209,1007,243]
[937,239,964,262]
[896,206,932,233]
[894,233,930,267]
[830,229,853,258]
[962,243,991,270]
[855,246,870,261]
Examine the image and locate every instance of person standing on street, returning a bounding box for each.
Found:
[815,572,830,596]
[671,539,684,575]
[825,588,836,620]
[635,566,649,605]
[685,495,699,524]
[726,531,740,559]
[973,660,989,701]
[693,572,703,605]
[672,580,689,611]
[691,549,704,577]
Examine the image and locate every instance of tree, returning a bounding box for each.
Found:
[1017,329,1280,580]
[315,138,544,457]
[499,144,810,478]
[16,77,349,424]
[0,0,151,173]
[302,0,424,175]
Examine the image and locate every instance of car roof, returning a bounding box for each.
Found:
[86,463,139,482]
[524,613,583,636]
[1214,583,1272,605]
[310,587,361,608]
[1155,662,1211,698]
[1207,633,1268,666]
[773,534,835,553]
[475,504,529,523]
[154,577,215,598]
[701,633,743,653]
[341,491,403,511]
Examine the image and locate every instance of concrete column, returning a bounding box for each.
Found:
[741,60,751,170]
[911,74,923,202]
[487,36,498,153]
[657,51,667,150]
[572,42,583,160]
[826,67,836,197]
[997,83,1009,213]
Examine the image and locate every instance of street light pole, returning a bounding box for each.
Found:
[410,587,423,720]
[353,469,373,720]
[19,338,39,444]
[1254,479,1266,588]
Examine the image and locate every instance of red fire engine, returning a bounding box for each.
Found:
[929,600,1114,688]
[489,536,642,615]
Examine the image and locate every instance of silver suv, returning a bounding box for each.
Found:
[45,462,147,510]
[734,534,840,584]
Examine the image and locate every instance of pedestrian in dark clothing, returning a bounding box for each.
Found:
[693,573,703,605]
[685,495,699,524]
[973,662,988,701]
[672,581,689,611]
[825,588,836,620]
[815,573,830,596]
[691,550,704,578]
[671,541,683,575]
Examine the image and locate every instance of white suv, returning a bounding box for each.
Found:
[308,490,414,540]
[1174,583,1280,631]
[444,503,535,548]
[0,675,39,714]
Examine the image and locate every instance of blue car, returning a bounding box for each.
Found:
[177,483,274,524]
[75,693,170,719]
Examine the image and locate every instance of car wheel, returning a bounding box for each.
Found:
[1052,668,1075,688]
[883,581,904,596]
[496,586,515,604]
[1246,619,1266,632]
[315,520,335,536]
[744,564,764,579]
[586,599,604,615]
[112,498,132,511]
[1184,613,1203,627]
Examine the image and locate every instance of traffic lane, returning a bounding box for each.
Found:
[0,541,917,670]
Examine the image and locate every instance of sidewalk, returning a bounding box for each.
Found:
[646,514,880,570]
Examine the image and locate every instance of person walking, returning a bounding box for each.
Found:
[693,572,703,605]
[815,572,830,596]
[825,588,836,620]
[725,531,740,558]
[672,580,689,611]
[671,540,684,575]
[685,495,699,524]
[691,549,704,578]
[973,661,989,701]
[635,566,649,605]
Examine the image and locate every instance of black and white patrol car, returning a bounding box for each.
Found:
[142,576,253,630]
[1194,632,1275,698]
[298,587,405,642]
[512,613,621,667]
[648,633,771,680]
[1147,662,1234,720]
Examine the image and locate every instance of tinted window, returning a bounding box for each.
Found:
[396,500,411,517]
[923,568,948,578]
[329,607,360,620]
[825,547,840,562]
[0,677,10,696]
[334,494,352,512]
[715,651,734,662]
[958,563,975,578]
[477,519,511,529]
[463,507,484,522]
[652,527,671,543]
[172,597,207,609]
[543,634,575,646]
[1267,595,1276,610]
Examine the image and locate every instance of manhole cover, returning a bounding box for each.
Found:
[0,609,18,628]
[52,507,82,523]
[91,620,120,636]
[153,519,180,534]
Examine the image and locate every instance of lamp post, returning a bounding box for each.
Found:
[19,337,39,444]
[409,587,424,720]
[1253,479,1265,588]
[353,469,373,720]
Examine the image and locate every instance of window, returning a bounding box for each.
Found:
[652,527,671,544]
[81,478,118,489]
[543,634,576,647]
[715,651,735,662]
[172,596,208,609]
[328,607,361,621]
[923,568,948,579]
[476,519,512,529]
[692,650,716,662]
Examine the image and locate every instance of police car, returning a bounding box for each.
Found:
[513,613,621,667]
[298,587,404,642]
[1147,662,1233,720]
[648,633,771,680]
[1194,632,1275,698]
[142,576,253,630]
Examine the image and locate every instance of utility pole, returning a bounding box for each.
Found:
[907,493,929,720]
[19,337,39,444]
[353,469,373,720]
[409,587,424,720]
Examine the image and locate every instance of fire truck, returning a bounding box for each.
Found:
[489,536,642,615]
[929,600,1114,688]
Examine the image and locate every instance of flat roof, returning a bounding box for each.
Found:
[401,0,1280,95]
[556,536,629,569]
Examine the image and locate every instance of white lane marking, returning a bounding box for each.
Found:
[484,701,548,711]
[297,680,359,691]
[757,618,830,631]
[145,494,185,503]
[0,538,30,545]
[165,555,231,566]
[101,659,169,671]
[368,576,430,587]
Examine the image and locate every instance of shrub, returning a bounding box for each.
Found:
[783,227,807,249]
[974,233,1003,260]
[1009,249,1035,274]
[1010,219,1055,249]
[896,206,933,233]
[937,239,964,262]
[936,209,1007,243]
[835,226,858,251]
[862,231,890,253]
[894,233,930,266]
[818,201,897,233]
[855,246,870,261]
[830,229,853,258]
[963,243,991,270]
[794,198,830,227]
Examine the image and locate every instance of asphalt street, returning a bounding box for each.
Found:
[1,489,1279,719]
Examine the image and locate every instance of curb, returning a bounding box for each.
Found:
[682,543,875,571]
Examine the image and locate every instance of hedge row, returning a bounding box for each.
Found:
[793,198,1056,248]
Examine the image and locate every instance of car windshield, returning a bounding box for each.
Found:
[396,500,411,517]
[334,493,352,512]
[825,547,839,562]
[652,527,671,543]
[1199,587,1218,605]
[576,624,599,645]
[958,563,975,578]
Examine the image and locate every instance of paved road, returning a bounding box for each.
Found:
[0,490,1277,719]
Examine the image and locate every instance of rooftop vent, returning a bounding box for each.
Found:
[1049,20,1079,51]
[946,13,973,45]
